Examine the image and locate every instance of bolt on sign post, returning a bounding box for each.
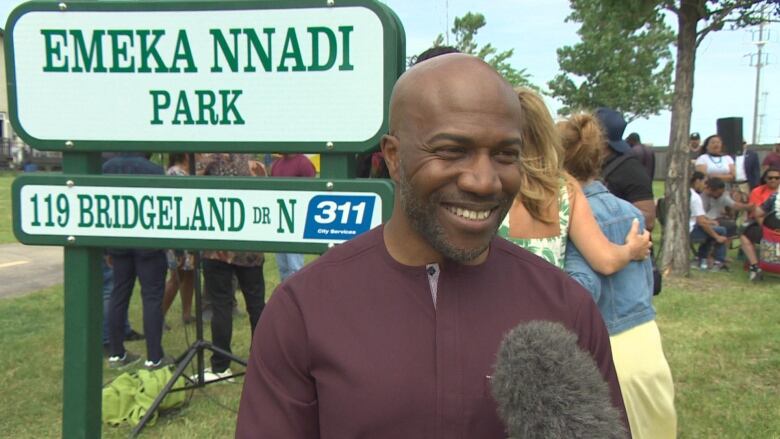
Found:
[5,0,403,437]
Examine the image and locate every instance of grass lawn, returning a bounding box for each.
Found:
[1,266,778,437]
[0,171,19,244]
[0,254,309,438]
[653,179,665,199]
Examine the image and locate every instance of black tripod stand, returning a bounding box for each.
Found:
[130,155,247,437]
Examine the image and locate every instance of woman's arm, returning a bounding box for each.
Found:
[722,163,736,181]
[568,181,651,275]
[706,163,736,181]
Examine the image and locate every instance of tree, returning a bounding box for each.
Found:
[604,0,779,276]
[425,12,537,89]
[548,0,675,122]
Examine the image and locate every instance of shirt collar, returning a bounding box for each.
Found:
[583,180,610,197]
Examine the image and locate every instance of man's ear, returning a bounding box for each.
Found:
[381,134,401,182]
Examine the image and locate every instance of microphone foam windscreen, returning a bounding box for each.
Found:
[491,320,627,439]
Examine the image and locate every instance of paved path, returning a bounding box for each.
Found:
[0,243,63,299]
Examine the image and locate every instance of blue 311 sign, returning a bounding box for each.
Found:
[303,195,376,240]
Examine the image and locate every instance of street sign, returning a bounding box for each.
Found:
[5,0,403,152]
[12,174,394,253]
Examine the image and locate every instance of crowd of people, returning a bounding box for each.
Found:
[688,133,780,280]
[98,49,780,438]
[101,152,316,383]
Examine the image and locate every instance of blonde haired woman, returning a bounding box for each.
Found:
[498,88,650,271]
[559,113,676,439]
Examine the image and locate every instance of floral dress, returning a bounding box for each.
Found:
[165,164,195,271]
[498,181,571,269]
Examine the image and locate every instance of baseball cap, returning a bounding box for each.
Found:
[595,108,630,154]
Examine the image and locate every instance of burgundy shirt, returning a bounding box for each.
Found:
[236,227,628,438]
[270,154,316,178]
[763,152,780,170]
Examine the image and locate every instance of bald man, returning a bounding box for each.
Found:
[236,54,627,438]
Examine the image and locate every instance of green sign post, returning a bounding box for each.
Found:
[6,0,404,436]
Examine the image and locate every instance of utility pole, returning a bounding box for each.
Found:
[445,0,449,45]
[759,91,768,143]
[749,18,769,145]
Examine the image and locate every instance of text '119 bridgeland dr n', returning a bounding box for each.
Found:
[13,176,392,250]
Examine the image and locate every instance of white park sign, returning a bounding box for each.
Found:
[6,1,401,151]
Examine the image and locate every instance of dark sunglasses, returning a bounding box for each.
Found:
[767,176,780,180]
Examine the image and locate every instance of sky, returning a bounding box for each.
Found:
[1,0,778,147]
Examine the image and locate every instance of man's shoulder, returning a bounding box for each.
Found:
[281,228,385,287]
[762,152,780,163]
[604,154,653,198]
[604,154,645,183]
[689,190,703,209]
[751,185,774,203]
[587,189,642,224]
[610,154,645,173]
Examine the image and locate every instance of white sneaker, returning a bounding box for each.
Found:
[191,367,235,383]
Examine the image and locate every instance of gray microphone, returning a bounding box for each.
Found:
[491,320,628,439]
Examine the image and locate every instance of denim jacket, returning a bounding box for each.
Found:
[564,181,655,335]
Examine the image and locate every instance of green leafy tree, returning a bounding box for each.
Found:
[548,0,675,122]
[599,0,779,276]
[424,12,537,89]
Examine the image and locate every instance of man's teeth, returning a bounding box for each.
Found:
[447,206,491,220]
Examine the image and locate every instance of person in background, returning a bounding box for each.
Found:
[415,48,651,274]
[596,108,656,231]
[689,171,729,271]
[98,155,143,357]
[695,135,735,183]
[104,153,169,370]
[269,153,316,281]
[736,140,761,191]
[236,53,629,438]
[162,153,195,325]
[101,259,144,356]
[762,142,780,173]
[499,89,651,272]
[561,113,676,439]
[700,177,754,240]
[626,132,655,180]
[99,154,144,358]
[740,167,780,281]
[199,153,267,382]
[688,132,702,161]
[757,188,780,230]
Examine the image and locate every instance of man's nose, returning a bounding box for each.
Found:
[457,152,502,196]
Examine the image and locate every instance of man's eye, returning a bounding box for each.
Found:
[495,149,520,163]
[435,147,467,158]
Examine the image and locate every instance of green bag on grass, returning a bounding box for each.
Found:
[102,366,187,427]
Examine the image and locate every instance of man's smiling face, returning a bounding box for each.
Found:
[387,56,523,263]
